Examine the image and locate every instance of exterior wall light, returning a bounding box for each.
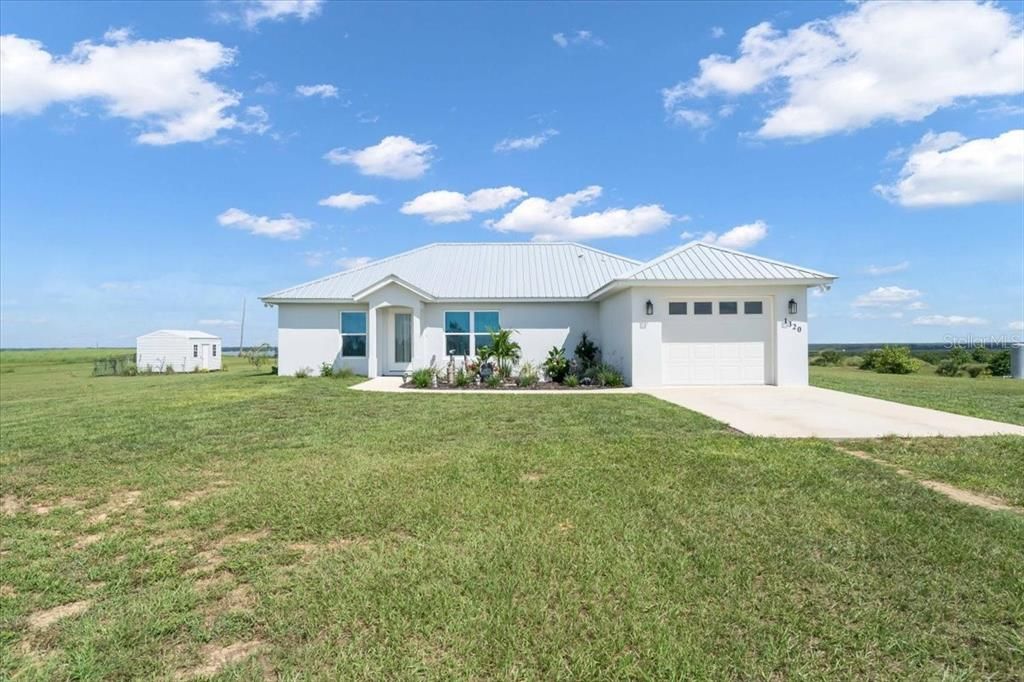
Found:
[645,300,654,316]
[788,298,798,315]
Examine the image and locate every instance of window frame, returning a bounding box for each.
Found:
[719,301,738,315]
[668,301,688,316]
[212,344,217,357]
[339,311,368,358]
[444,310,501,357]
[694,301,713,315]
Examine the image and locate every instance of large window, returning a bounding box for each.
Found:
[445,311,500,356]
[340,312,367,357]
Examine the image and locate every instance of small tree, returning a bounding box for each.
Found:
[988,350,1011,376]
[873,345,917,374]
[574,333,600,371]
[478,329,521,378]
[543,346,570,383]
[244,343,273,370]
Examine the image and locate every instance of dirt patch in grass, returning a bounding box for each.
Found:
[187,529,271,575]
[203,584,257,626]
[165,480,232,510]
[174,640,266,680]
[26,599,92,630]
[194,572,233,591]
[521,472,545,482]
[149,527,195,548]
[86,490,141,524]
[1,495,21,516]
[1,584,17,596]
[73,533,103,550]
[213,529,270,549]
[557,520,575,532]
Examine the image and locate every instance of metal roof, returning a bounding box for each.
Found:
[262,241,836,303]
[262,243,642,301]
[619,242,836,283]
[138,330,220,339]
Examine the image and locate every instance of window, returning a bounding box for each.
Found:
[445,311,500,356]
[719,301,738,315]
[694,302,713,315]
[340,312,367,357]
[744,301,763,315]
[212,344,217,357]
[193,344,198,358]
[668,302,687,315]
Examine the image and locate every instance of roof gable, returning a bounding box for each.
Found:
[620,241,836,283]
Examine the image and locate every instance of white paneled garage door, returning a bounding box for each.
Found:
[661,299,771,385]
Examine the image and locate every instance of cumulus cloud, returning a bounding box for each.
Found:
[913,315,988,326]
[710,26,725,39]
[324,135,434,179]
[217,208,312,239]
[875,130,1024,207]
[0,33,245,145]
[494,129,559,152]
[552,30,605,48]
[336,256,373,270]
[853,286,922,308]
[489,186,673,241]
[296,83,338,98]
[401,187,527,223]
[866,261,910,276]
[689,220,768,248]
[663,1,1024,138]
[218,0,324,29]
[318,192,380,210]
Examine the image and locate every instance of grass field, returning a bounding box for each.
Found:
[2,350,1023,679]
[811,365,1024,426]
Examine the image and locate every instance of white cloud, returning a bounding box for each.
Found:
[0,33,245,145]
[494,129,559,152]
[220,0,324,29]
[866,260,910,276]
[1010,320,1024,331]
[336,256,373,270]
[875,129,1024,207]
[663,1,1023,139]
[401,187,527,224]
[691,220,768,249]
[324,135,434,179]
[236,105,271,135]
[711,26,725,39]
[198,318,239,326]
[296,83,338,98]
[552,30,605,48]
[103,27,133,43]
[852,310,904,320]
[906,301,928,311]
[217,208,312,240]
[913,315,989,327]
[318,192,380,210]
[670,109,713,129]
[489,186,673,241]
[853,286,922,308]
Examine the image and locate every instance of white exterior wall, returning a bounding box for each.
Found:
[137,334,221,373]
[419,302,599,371]
[622,285,810,387]
[278,303,369,376]
[597,289,633,384]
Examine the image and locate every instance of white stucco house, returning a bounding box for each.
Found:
[260,242,835,386]
[136,330,222,373]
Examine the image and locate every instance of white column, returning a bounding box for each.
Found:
[412,302,423,368]
[367,305,379,377]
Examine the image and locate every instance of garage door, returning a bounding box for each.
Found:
[661,299,771,385]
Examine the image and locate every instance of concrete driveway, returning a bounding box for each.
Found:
[642,385,1024,438]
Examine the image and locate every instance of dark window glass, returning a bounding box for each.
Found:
[193,344,198,357]
[341,312,367,334]
[744,301,763,315]
[474,311,500,333]
[446,334,470,356]
[474,335,492,352]
[694,302,713,315]
[341,335,366,357]
[719,301,738,315]
[668,302,687,315]
[212,345,217,356]
[445,311,470,333]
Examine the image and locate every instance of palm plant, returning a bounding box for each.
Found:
[478,329,521,378]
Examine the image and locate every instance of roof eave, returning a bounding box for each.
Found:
[588,276,838,300]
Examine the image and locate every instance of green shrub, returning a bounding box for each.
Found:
[586,362,624,387]
[842,355,863,367]
[935,358,961,377]
[543,346,570,383]
[333,367,356,379]
[859,349,881,371]
[988,350,1011,376]
[516,362,539,387]
[563,374,580,388]
[484,374,501,388]
[574,333,600,371]
[964,363,988,378]
[164,364,175,375]
[410,367,435,388]
[815,349,843,366]
[871,346,916,375]
[478,329,521,378]
[454,368,471,387]
[971,346,991,363]
[294,367,310,378]
[319,362,334,377]
[949,347,971,365]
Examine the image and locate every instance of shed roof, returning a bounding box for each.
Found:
[138,330,220,340]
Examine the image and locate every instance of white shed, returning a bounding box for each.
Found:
[136,330,222,373]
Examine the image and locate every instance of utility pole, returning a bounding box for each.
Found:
[238,298,246,356]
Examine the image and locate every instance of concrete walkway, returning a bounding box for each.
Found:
[643,385,1024,438]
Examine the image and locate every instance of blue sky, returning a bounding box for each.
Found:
[1,0,1022,347]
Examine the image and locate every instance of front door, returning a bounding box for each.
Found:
[201,344,212,370]
[390,312,413,374]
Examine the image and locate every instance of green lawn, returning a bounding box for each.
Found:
[811,365,1024,426]
[842,436,1024,508]
[2,350,1023,679]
